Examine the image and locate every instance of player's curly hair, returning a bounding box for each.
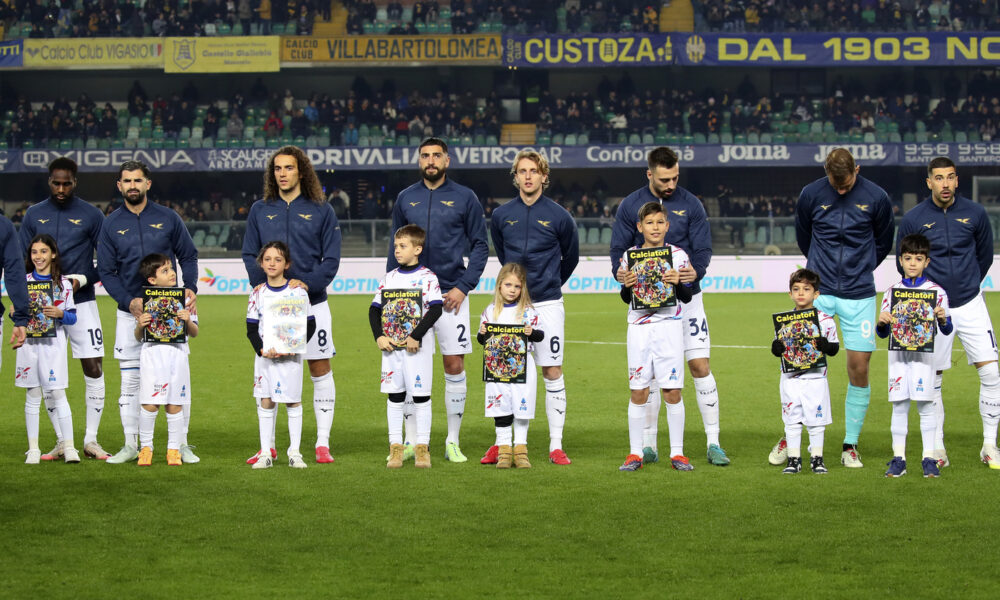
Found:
[263,146,325,204]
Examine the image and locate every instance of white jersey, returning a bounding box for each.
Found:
[779,309,838,381]
[881,278,949,401]
[621,243,690,325]
[479,302,540,419]
[247,283,311,351]
[16,273,76,390]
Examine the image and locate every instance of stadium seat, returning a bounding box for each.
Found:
[757,226,768,243]
[587,228,600,245]
[745,229,756,244]
[759,132,772,144]
[486,135,498,146]
[578,226,587,241]
[163,139,176,149]
[642,132,654,145]
[707,133,720,144]
[784,226,794,242]
[681,135,694,145]
[85,138,97,149]
[125,138,138,149]
[720,132,733,144]
[59,139,72,150]
[734,134,746,145]
[552,133,565,145]
[693,133,706,144]
[600,228,611,245]
[747,132,759,144]
[565,134,577,145]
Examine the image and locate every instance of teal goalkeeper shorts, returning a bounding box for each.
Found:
[813,294,877,352]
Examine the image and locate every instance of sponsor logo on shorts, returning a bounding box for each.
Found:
[916,378,924,393]
[180,385,187,398]
[274,382,283,395]
[415,375,423,389]
[815,404,823,419]
[254,375,263,390]
[668,368,678,381]
[889,376,902,393]
[782,401,793,416]
[381,371,394,383]
[15,366,30,381]
[48,369,56,382]
[152,383,169,397]
[487,393,501,410]
[629,366,643,381]
[519,398,527,412]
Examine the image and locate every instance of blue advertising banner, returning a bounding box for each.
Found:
[1,142,998,173]
[0,40,23,67]
[502,32,1000,67]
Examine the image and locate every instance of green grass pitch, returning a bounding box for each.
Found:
[3,292,999,597]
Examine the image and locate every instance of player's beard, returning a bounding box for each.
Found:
[421,165,446,184]
[124,190,146,205]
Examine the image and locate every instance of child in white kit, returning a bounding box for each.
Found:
[246,241,314,470]
[19,234,79,464]
[877,233,952,479]
[371,225,442,469]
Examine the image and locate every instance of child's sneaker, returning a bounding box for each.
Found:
[179,444,200,464]
[166,449,182,466]
[315,446,334,464]
[444,442,468,463]
[810,456,828,474]
[670,455,694,471]
[496,445,513,469]
[619,454,643,471]
[980,445,1000,470]
[513,444,531,469]
[768,437,788,465]
[247,448,277,465]
[252,454,273,469]
[782,456,802,474]
[63,447,81,463]
[549,449,571,465]
[25,449,41,464]
[83,441,110,460]
[386,444,405,469]
[935,449,950,468]
[41,441,64,461]
[841,446,864,468]
[288,453,308,469]
[922,457,941,478]
[707,443,730,466]
[107,444,139,464]
[137,446,153,467]
[884,456,907,477]
[414,444,431,468]
[641,446,658,464]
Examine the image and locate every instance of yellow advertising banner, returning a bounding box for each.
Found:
[164,36,279,73]
[282,34,501,64]
[23,38,163,68]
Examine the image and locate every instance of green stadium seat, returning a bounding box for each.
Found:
[692,132,706,144]
[720,132,733,144]
[733,134,746,144]
[747,132,760,144]
[577,133,588,145]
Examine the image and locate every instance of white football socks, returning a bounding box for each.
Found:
[693,373,721,447]
[545,376,567,452]
[978,363,1000,446]
[312,372,336,448]
[287,404,303,456]
[444,371,466,446]
[257,403,276,454]
[25,387,41,451]
[387,400,404,445]
[785,422,802,458]
[495,425,513,446]
[83,374,105,445]
[47,389,75,451]
[166,411,183,450]
[933,372,945,451]
[643,386,660,449]
[414,400,432,446]
[917,399,936,459]
[119,363,140,448]
[139,406,157,450]
[628,401,646,456]
[665,399,685,457]
[513,418,530,446]
[890,399,910,459]
[806,425,824,458]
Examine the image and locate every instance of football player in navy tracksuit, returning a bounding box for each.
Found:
[896,156,1000,469]
[790,148,894,469]
[488,150,579,465]
[610,146,730,467]
[1,214,30,359]
[387,137,489,463]
[242,146,342,466]
[97,160,199,465]
[20,157,110,460]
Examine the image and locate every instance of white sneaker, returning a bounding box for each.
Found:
[935,448,950,468]
[841,447,864,468]
[768,437,788,466]
[63,447,81,463]
[252,455,273,469]
[25,449,41,464]
[980,445,1000,470]
[179,444,200,464]
[288,453,308,469]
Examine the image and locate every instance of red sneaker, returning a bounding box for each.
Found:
[480,445,499,464]
[315,446,335,464]
[549,449,572,465]
[246,448,277,465]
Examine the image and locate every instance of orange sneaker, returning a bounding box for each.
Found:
[166,449,182,466]
[138,446,153,467]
